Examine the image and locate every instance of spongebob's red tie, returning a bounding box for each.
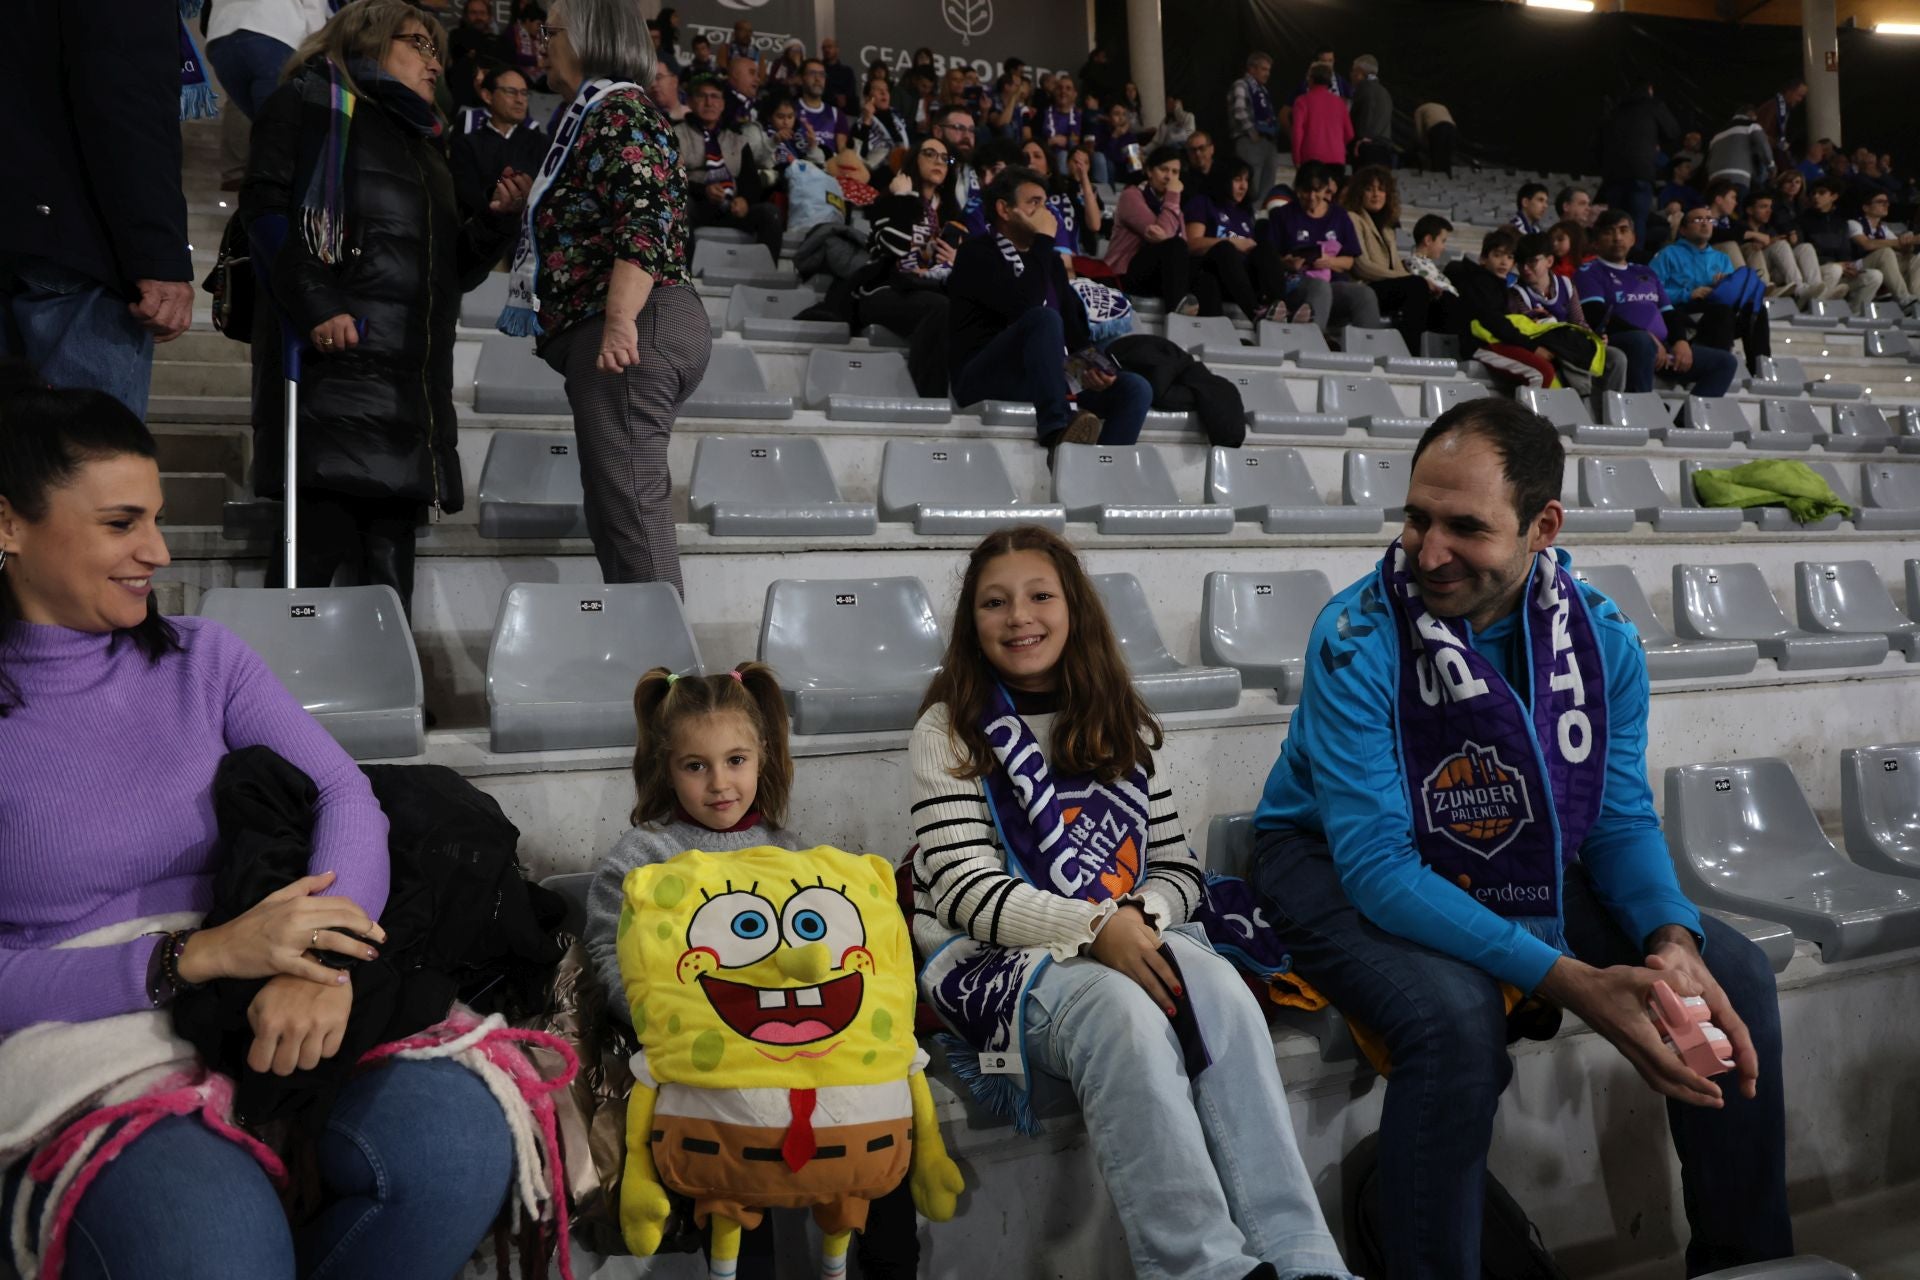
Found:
[782,1087,818,1171]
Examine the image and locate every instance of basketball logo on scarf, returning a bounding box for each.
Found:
[983,713,1143,897]
[1420,741,1535,859]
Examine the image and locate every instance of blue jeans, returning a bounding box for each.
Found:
[207,29,296,119]
[1250,831,1791,1279]
[1608,328,1740,396]
[951,306,1152,444]
[1022,925,1355,1280]
[59,1058,513,1280]
[0,257,154,416]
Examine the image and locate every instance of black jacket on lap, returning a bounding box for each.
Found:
[1106,335,1247,448]
[240,62,518,512]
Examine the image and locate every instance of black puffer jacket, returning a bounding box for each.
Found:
[240,62,517,512]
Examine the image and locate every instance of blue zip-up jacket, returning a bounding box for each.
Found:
[1253,552,1702,992]
[1649,239,1737,308]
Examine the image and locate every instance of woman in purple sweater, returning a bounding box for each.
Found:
[0,385,512,1278]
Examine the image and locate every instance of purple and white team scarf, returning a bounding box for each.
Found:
[1380,540,1609,945]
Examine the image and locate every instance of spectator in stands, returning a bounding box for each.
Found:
[1513,232,1586,326]
[1228,53,1282,204]
[1078,44,1123,107]
[1342,165,1436,351]
[676,79,781,261]
[1577,209,1739,396]
[1414,101,1458,175]
[852,136,960,386]
[1291,64,1353,177]
[1105,146,1201,317]
[912,525,1357,1280]
[794,58,850,155]
[853,79,912,177]
[1149,96,1197,151]
[956,137,1019,234]
[1443,228,1548,383]
[719,18,756,68]
[723,54,761,129]
[7,0,191,414]
[1599,78,1680,239]
[447,0,513,108]
[1036,75,1089,177]
[684,33,714,79]
[764,38,805,94]
[763,99,826,180]
[1184,131,1217,184]
[1757,78,1807,173]
[1293,44,1351,102]
[243,0,524,613]
[1701,177,1747,259]
[989,61,1034,141]
[1771,167,1810,215]
[1798,137,1833,183]
[1510,182,1551,236]
[936,106,983,204]
[1650,206,1773,377]
[1264,160,1382,334]
[207,0,332,126]
[452,66,547,218]
[652,6,682,72]
[1673,127,1706,173]
[650,60,688,124]
[1506,230,1625,408]
[1091,100,1145,187]
[1548,220,1590,278]
[948,168,1153,448]
[1799,177,1885,307]
[1706,111,1773,197]
[0,384,520,1280]
[508,1,548,84]
[1350,55,1392,170]
[1851,189,1920,312]
[1406,213,1456,296]
[1021,139,1104,259]
[1739,189,1836,307]
[1186,159,1294,322]
[1115,83,1147,134]
[529,0,708,591]
[818,36,856,111]
[1657,156,1706,227]
[1555,186,1595,228]
[1248,396,1790,1277]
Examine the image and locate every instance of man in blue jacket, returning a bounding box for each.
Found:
[1249,397,1791,1278]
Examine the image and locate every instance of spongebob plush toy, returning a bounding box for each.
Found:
[615,845,964,1280]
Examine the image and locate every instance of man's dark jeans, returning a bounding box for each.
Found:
[951,307,1150,444]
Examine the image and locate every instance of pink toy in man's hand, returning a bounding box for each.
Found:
[1648,980,1735,1077]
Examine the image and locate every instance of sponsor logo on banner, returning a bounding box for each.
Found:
[1421,742,1535,859]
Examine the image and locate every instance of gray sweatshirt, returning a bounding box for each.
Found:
[585,815,805,1020]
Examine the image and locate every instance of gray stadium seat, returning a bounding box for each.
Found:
[1052,444,1235,534]
[1676,395,1750,447]
[1522,386,1648,446]
[1420,381,1482,419]
[1579,457,1742,532]
[1758,398,1827,449]
[1709,912,1798,974]
[757,577,944,734]
[1344,449,1411,520]
[199,586,423,760]
[1793,560,1920,657]
[1419,333,1462,360]
[1199,569,1333,700]
[1783,299,1843,328]
[1569,564,1759,680]
[541,872,595,937]
[724,285,847,343]
[1091,573,1242,712]
[472,333,568,415]
[679,343,797,420]
[1205,811,1256,877]
[691,240,792,287]
[1764,295,1800,325]
[1205,446,1383,533]
[1671,562,1889,670]
[1864,328,1919,360]
[1910,559,1920,623]
[1664,758,1920,961]
[460,274,509,329]
[476,431,587,539]
[1258,323,1375,372]
[486,582,702,752]
[1598,390,1676,444]
[1759,355,1864,400]
[1166,314,1290,367]
[803,349,953,423]
[1858,460,1920,530]
[1222,370,1347,436]
[1828,403,1899,454]
[1339,326,1460,376]
[686,436,878,536]
[876,441,1066,534]
[1676,460,1844,532]
[1692,1256,1861,1280]
[693,226,752,245]
[854,325,908,349]
[1320,375,1427,440]
[1842,742,1920,878]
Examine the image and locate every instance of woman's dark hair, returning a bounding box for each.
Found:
[630,661,793,827]
[653,6,679,51]
[1340,164,1399,228]
[1514,231,1555,267]
[1144,144,1183,173]
[912,46,935,67]
[913,136,958,200]
[921,526,1161,785]
[1209,159,1255,213]
[1293,160,1337,195]
[0,382,180,715]
[1547,218,1588,264]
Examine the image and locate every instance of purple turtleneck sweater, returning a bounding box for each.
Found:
[0,617,390,1034]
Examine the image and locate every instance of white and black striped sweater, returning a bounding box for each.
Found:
[908,704,1206,962]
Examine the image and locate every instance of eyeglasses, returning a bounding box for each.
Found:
[1684,215,1715,223]
[493,86,530,98]
[537,23,565,44]
[392,32,440,61]
[918,148,950,161]
[941,123,975,135]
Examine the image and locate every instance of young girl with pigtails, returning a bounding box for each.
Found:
[583,662,922,1279]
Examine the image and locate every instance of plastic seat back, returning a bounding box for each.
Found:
[1225,370,1302,415]
[1422,382,1478,417]
[1569,564,1678,644]
[1763,398,1827,435]
[1205,446,1322,516]
[1320,375,1408,419]
[1343,328,1412,360]
[692,241,776,277]
[1579,456,1672,511]
[1805,461,1861,508]
[1842,742,1920,876]
[1257,323,1332,355]
[687,435,846,519]
[1833,404,1896,442]
[877,441,1020,518]
[1167,314,1242,352]
[1682,396,1752,435]
[472,333,569,415]
[1052,444,1182,517]
[1519,386,1591,427]
[1091,573,1186,675]
[199,586,423,760]
[1794,560,1917,635]
[1866,329,1914,359]
[681,344,796,419]
[757,577,945,734]
[804,349,919,404]
[486,582,702,752]
[725,285,815,328]
[476,430,589,538]
[1864,461,1920,509]
[1343,450,1411,514]
[1768,355,1812,384]
[1672,563,1797,641]
[1199,569,1332,700]
[540,872,596,936]
[1205,811,1254,878]
[1603,390,1675,434]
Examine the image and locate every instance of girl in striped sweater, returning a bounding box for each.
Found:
[909,527,1352,1280]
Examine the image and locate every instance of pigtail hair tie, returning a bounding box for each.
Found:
[729,669,745,682]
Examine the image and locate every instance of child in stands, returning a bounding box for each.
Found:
[585,663,921,1279]
[909,525,1354,1280]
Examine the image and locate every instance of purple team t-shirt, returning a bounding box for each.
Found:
[1576,257,1671,343]
[1264,203,1362,278]
[798,101,847,145]
[1186,193,1254,242]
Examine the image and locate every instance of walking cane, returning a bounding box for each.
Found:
[247,212,302,583]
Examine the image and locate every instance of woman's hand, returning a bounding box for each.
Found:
[729,196,749,219]
[1089,904,1180,1014]
[310,314,359,354]
[889,170,915,196]
[178,871,382,985]
[1230,235,1258,253]
[490,166,534,216]
[1143,224,1171,243]
[932,237,958,266]
[247,975,355,1076]
[598,313,642,373]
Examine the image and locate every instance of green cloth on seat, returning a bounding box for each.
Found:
[1689,459,1853,524]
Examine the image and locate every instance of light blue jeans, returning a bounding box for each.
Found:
[1022,925,1355,1280]
[0,257,154,416]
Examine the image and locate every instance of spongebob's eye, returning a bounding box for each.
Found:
[687,891,782,968]
[781,886,865,956]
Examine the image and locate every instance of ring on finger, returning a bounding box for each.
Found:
[310,928,319,951]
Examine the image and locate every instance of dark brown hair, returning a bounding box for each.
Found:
[920,526,1161,784]
[1340,165,1399,229]
[630,661,792,827]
